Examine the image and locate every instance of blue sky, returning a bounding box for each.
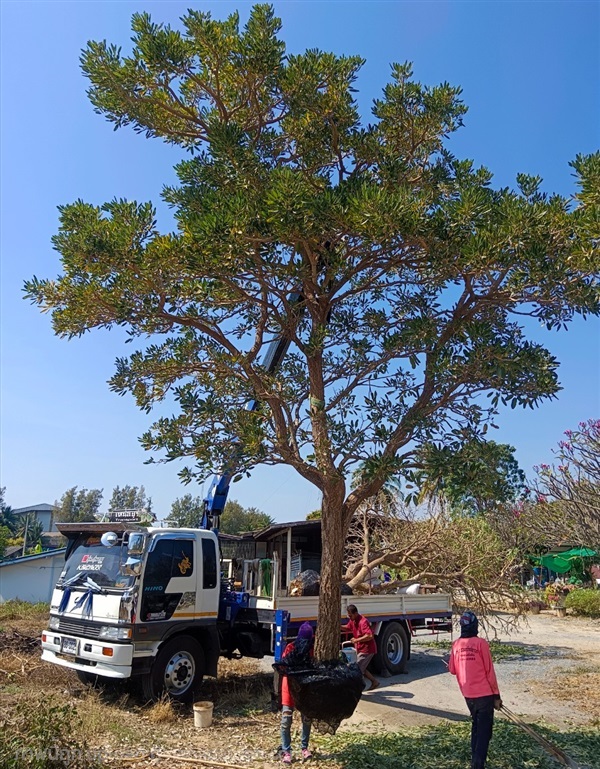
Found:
[1,1,598,521]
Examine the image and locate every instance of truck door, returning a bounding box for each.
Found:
[140,535,197,623]
[195,534,220,620]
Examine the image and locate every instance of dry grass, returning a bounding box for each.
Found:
[147,695,179,724]
[545,664,600,721]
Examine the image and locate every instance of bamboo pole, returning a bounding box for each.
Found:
[500,706,582,769]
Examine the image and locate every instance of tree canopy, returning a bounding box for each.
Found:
[25,5,600,657]
[109,485,152,514]
[219,499,274,534]
[168,492,204,528]
[418,439,526,514]
[54,486,103,523]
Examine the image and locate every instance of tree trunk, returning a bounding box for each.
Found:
[314,484,347,661]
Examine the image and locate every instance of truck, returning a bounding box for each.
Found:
[41,518,452,701]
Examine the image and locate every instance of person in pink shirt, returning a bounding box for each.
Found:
[448,611,502,769]
[345,604,380,691]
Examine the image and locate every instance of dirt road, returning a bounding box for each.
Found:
[340,613,600,731]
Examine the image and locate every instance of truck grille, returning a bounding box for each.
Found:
[57,619,102,639]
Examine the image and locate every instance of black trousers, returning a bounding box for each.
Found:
[465,695,495,769]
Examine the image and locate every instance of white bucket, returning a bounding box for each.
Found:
[341,646,357,665]
[193,701,214,728]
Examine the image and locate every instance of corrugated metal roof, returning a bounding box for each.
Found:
[12,503,55,515]
[0,548,66,567]
[253,520,321,540]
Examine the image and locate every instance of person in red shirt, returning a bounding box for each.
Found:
[280,622,314,764]
[448,611,502,769]
[345,604,380,691]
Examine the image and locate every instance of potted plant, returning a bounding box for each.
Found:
[527,599,545,615]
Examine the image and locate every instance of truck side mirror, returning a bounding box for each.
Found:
[127,532,146,555]
[101,532,118,548]
[123,557,143,577]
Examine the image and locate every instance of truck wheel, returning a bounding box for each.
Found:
[374,622,409,675]
[142,635,205,703]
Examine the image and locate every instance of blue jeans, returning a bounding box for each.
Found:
[280,706,311,752]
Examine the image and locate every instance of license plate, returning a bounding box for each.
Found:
[61,636,78,655]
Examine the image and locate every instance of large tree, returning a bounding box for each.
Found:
[220,499,274,534]
[54,486,103,523]
[417,439,526,515]
[109,484,152,514]
[25,6,599,659]
[168,492,204,528]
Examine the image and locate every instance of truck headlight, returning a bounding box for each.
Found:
[48,616,60,630]
[98,626,132,640]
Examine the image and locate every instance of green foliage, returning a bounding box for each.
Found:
[564,588,600,617]
[109,484,151,514]
[420,639,544,662]
[0,487,18,535]
[17,516,44,552]
[23,3,600,658]
[306,509,321,520]
[0,699,106,769]
[315,721,600,769]
[219,499,273,534]
[54,487,103,523]
[418,440,525,514]
[168,492,203,528]
[0,600,49,621]
[0,525,12,558]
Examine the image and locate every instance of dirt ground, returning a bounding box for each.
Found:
[339,612,600,731]
[1,606,599,767]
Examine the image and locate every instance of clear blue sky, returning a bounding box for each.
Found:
[1,1,598,521]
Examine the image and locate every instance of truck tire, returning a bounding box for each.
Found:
[142,635,205,703]
[373,622,409,675]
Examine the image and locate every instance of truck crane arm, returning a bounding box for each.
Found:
[201,292,303,532]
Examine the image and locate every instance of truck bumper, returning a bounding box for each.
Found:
[41,630,134,679]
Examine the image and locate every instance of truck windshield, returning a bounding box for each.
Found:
[61,535,135,589]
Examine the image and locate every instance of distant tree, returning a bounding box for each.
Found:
[533,419,600,549]
[306,510,321,520]
[109,485,152,514]
[418,440,526,514]
[169,493,204,528]
[54,487,103,523]
[18,517,45,552]
[220,500,274,534]
[0,488,18,535]
[0,525,11,559]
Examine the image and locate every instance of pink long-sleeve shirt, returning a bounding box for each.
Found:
[448,636,500,699]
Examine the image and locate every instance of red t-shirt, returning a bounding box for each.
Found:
[448,636,500,698]
[346,615,377,655]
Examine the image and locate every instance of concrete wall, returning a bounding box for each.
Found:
[0,550,65,603]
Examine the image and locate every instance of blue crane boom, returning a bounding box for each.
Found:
[201,292,302,531]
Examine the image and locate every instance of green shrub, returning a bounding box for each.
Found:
[0,599,49,621]
[564,588,600,617]
[0,700,107,768]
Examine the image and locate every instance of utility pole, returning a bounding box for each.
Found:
[21,513,30,557]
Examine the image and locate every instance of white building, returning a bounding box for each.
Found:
[0,549,66,603]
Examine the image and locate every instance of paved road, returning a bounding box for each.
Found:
[339,613,600,731]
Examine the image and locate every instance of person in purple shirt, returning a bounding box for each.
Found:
[345,604,380,691]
